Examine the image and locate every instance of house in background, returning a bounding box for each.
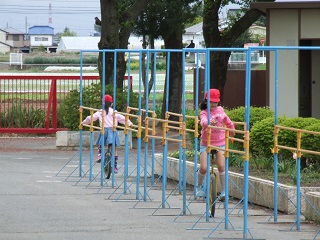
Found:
[183,22,266,48]
[251,1,320,119]
[0,27,30,53]
[0,29,11,53]
[29,26,56,53]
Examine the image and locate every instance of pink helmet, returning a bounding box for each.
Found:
[204,89,220,102]
[104,94,113,103]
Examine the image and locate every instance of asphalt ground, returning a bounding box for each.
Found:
[0,137,319,240]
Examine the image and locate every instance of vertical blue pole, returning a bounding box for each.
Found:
[100,50,106,186]
[296,157,301,230]
[273,50,279,222]
[111,50,117,188]
[194,51,200,197]
[205,49,211,221]
[136,50,143,200]
[144,50,150,201]
[182,49,187,214]
[162,51,170,208]
[151,51,157,185]
[89,131,94,181]
[225,157,229,229]
[124,51,131,193]
[243,48,252,238]
[79,51,84,177]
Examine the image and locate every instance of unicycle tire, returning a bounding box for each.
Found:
[210,174,217,217]
[104,152,112,179]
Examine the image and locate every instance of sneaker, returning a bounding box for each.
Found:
[114,166,118,174]
[218,190,226,202]
[96,155,102,163]
[195,185,206,199]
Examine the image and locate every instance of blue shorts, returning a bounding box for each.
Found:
[96,127,120,147]
[200,145,225,154]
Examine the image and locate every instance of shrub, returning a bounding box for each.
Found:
[278,118,320,158]
[250,116,288,158]
[226,106,274,130]
[0,103,46,128]
[301,121,320,161]
[59,83,139,130]
[226,106,274,150]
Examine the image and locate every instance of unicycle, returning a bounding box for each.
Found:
[104,144,112,179]
[209,150,218,217]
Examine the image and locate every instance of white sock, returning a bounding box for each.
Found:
[198,171,206,186]
[219,171,225,191]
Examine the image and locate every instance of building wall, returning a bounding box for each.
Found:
[311,40,320,119]
[0,31,6,43]
[0,44,10,53]
[6,34,27,48]
[30,35,52,47]
[269,9,299,117]
[301,9,320,39]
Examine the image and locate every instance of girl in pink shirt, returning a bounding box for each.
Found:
[81,94,132,172]
[196,89,235,201]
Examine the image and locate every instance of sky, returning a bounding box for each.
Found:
[1,0,315,37]
[0,0,100,36]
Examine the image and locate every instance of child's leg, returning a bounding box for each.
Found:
[96,145,102,162]
[216,150,226,201]
[114,148,118,172]
[198,151,207,186]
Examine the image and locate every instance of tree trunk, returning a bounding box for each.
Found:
[203,0,264,103]
[97,0,152,89]
[161,31,183,120]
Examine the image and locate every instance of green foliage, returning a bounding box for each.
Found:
[24,55,98,64]
[127,60,166,71]
[226,106,274,150]
[278,118,320,158]
[59,83,139,130]
[301,121,320,160]
[58,27,77,41]
[250,116,288,158]
[226,106,274,130]
[250,154,274,171]
[32,46,47,53]
[185,109,201,150]
[1,103,46,128]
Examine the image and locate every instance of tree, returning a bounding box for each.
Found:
[95,0,153,89]
[57,27,77,41]
[203,0,274,103]
[149,0,202,118]
[132,2,163,105]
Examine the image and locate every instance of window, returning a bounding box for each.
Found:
[35,37,49,41]
[13,35,19,41]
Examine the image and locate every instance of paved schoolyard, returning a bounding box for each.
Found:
[0,137,319,240]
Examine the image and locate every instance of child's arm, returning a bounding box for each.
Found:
[223,113,235,136]
[116,113,132,126]
[82,111,100,125]
[199,110,209,127]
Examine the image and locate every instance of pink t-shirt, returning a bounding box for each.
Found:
[200,106,234,147]
[82,108,132,128]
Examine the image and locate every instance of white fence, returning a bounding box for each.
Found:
[10,53,23,69]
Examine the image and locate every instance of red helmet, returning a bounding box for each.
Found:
[104,94,113,103]
[204,89,220,102]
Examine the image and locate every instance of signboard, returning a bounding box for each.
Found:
[244,43,259,48]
